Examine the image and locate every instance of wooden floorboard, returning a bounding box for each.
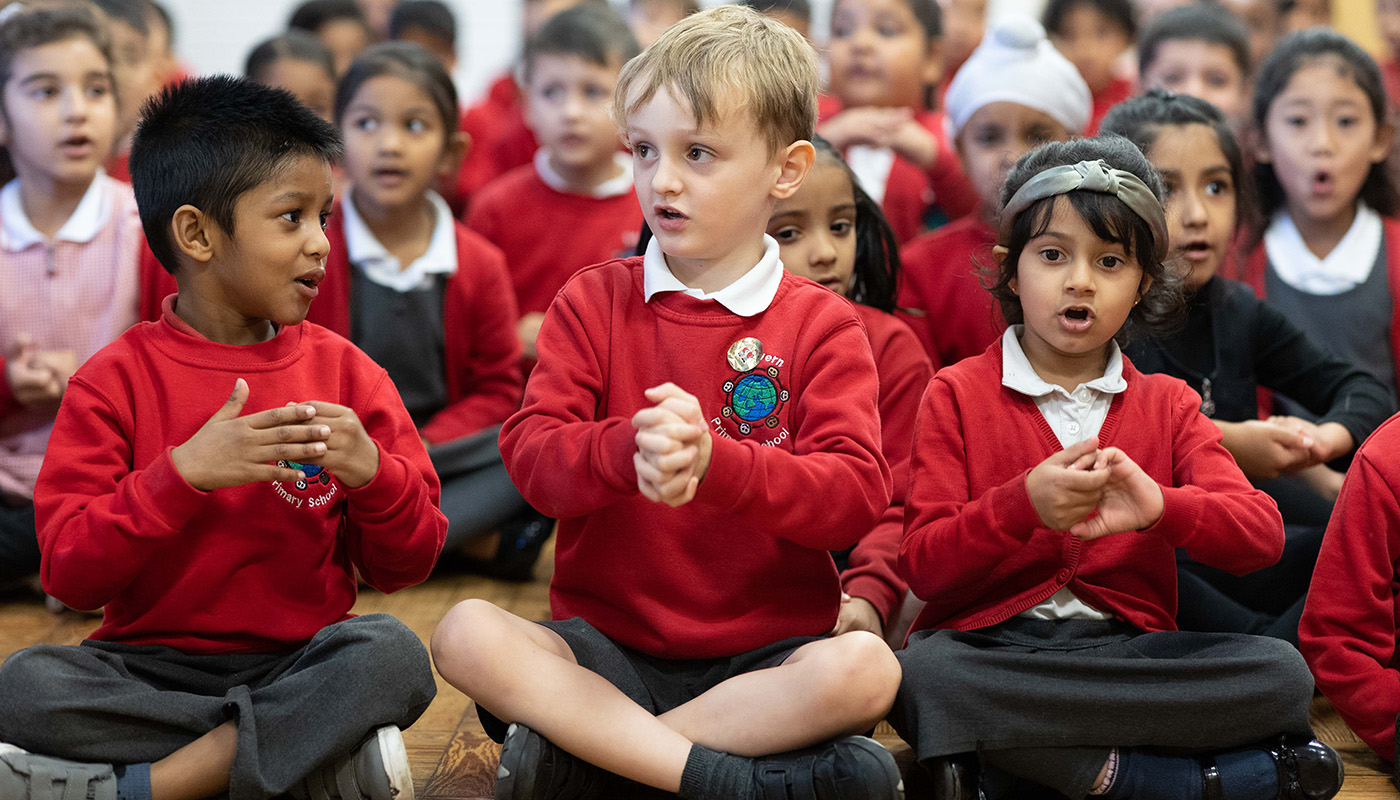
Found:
[2,563,1396,798]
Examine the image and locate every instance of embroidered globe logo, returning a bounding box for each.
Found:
[731,374,779,422]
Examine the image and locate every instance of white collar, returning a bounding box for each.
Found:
[1000,326,1126,398]
[1,172,112,251]
[340,187,458,292]
[642,233,784,317]
[533,149,634,199]
[1264,203,1382,295]
[845,145,895,206]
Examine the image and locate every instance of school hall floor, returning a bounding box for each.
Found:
[1,550,1395,800]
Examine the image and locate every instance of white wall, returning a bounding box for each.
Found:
[160,0,1043,107]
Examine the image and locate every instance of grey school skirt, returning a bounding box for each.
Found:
[889,617,1315,761]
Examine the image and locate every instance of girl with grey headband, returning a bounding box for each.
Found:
[889,137,1341,800]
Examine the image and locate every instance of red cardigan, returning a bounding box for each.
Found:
[1235,217,1400,400]
[36,298,446,653]
[1299,412,1400,763]
[307,212,524,444]
[896,215,1003,369]
[499,258,891,659]
[1087,77,1135,135]
[841,305,934,623]
[900,341,1283,636]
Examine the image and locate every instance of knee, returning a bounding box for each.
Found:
[0,647,67,737]
[430,598,512,691]
[334,615,435,700]
[808,632,902,729]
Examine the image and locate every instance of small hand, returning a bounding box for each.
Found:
[816,107,913,151]
[886,117,940,169]
[630,382,712,507]
[1068,447,1165,541]
[5,335,62,407]
[1025,439,1108,531]
[1219,419,1314,479]
[293,401,381,488]
[831,593,884,637]
[171,379,331,491]
[1267,416,1352,465]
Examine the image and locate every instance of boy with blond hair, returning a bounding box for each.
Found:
[430,7,903,800]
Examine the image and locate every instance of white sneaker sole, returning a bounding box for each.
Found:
[0,744,25,757]
[374,726,414,800]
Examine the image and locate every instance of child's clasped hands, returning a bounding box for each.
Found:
[631,382,713,507]
[1025,438,1166,541]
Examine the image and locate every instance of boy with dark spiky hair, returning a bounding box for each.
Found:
[1042,0,1136,133]
[0,76,444,800]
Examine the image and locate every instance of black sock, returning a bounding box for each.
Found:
[1100,749,1203,800]
[115,763,152,800]
[1212,748,1280,800]
[677,744,755,800]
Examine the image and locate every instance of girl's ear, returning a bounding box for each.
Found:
[438,130,470,178]
[771,140,816,200]
[1370,119,1395,166]
[1137,272,1154,303]
[1248,126,1272,164]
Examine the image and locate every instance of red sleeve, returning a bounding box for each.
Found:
[1144,383,1284,574]
[36,376,209,611]
[498,287,641,519]
[842,319,933,622]
[692,320,892,551]
[341,370,447,593]
[138,243,177,323]
[895,237,940,364]
[420,233,524,444]
[1300,438,1400,761]
[899,377,1047,602]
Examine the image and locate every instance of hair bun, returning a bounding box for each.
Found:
[990,16,1044,50]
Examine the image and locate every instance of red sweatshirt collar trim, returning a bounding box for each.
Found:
[156,293,304,368]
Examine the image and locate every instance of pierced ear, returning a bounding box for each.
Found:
[1137,272,1154,301]
[170,204,216,265]
[439,130,470,178]
[771,139,816,200]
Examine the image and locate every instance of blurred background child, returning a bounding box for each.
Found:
[465,4,642,367]
[741,0,812,39]
[626,0,698,49]
[1136,2,1253,129]
[765,136,933,646]
[311,42,548,579]
[819,0,980,243]
[288,0,373,76]
[245,30,338,122]
[1042,0,1135,133]
[1238,30,1400,422]
[0,4,142,591]
[898,16,1089,368]
[390,0,456,71]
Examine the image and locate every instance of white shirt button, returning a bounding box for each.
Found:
[1066,421,1081,435]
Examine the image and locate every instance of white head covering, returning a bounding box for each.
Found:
[943,16,1092,140]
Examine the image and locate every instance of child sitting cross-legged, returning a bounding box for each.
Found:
[431,7,904,800]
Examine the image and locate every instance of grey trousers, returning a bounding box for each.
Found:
[0,614,436,800]
[430,426,532,552]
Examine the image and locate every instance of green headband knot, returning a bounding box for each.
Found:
[998,159,1168,264]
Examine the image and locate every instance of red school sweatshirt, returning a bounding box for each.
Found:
[306,211,524,444]
[499,258,892,659]
[896,215,1004,369]
[464,163,643,316]
[841,305,934,623]
[1299,413,1400,763]
[900,341,1283,636]
[34,297,447,654]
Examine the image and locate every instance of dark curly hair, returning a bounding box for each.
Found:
[1251,28,1398,235]
[986,137,1184,345]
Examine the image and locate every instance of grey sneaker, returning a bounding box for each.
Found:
[0,744,117,800]
[296,726,414,800]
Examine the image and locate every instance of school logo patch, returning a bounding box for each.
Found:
[721,366,789,435]
[273,460,339,509]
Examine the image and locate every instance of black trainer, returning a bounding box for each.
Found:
[494,722,611,800]
[753,736,903,800]
[1203,737,1343,800]
[464,511,554,583]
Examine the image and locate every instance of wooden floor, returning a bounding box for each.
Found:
[1,560,1396,799]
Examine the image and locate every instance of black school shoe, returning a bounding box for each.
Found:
[754,735,904,800]
[924,754,1056,800]
[464,511,555,583]
[1203,737,1343,800]
[494,722,612,800]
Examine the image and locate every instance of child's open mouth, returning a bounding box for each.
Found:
[373,167,408,185]
[294,268,325,299]
[654,205,688,232]
[1311,170,1334,196]
[59,135,93,155]
[1182,241,1213,262]
[1060,307,1094,332]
